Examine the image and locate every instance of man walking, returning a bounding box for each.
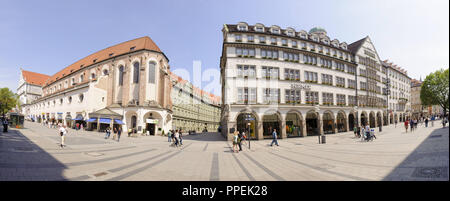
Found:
[425,117,429,127]
[59,125,68,148]
[270,128,279,146]
[168,130,172,142]
[117,126,122,142]
[238,131,243,151]
[179,129,183,146]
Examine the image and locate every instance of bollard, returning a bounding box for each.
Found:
[318,135,321,144]
[321,135,326,144]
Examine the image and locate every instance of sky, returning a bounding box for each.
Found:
[0,0,448,96]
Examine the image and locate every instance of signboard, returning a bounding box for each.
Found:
[290,83,311,91]
[146,119,159,124]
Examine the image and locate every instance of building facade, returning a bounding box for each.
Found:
[23,36,174,135]
[382,60,412,123]
[220,22,401,140]
[170,73,221,132]
[17,69,50,118]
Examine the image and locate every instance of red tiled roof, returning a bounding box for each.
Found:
[169,71,221,104]
[21,69,51,86]
[44,36,163,87]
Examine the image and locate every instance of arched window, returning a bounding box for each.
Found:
[80,74,84,82]
[118,65,124,86]
[148,61,156,83]
[91,73,96,79]
[79,94,84,102]
[133,62,140,83]
[103,69,109,75]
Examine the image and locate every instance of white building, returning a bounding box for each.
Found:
[17,69,50,119]
[24,36,173,135]
[220,22,394,140]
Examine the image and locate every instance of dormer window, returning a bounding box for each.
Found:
[272,29,280,34]
[255,26,264,32]
[238,25,247,31]
[93,59,97,63]
[130,46,136,51]
[300,34,307,39]
[287,31,294,37]
[109,53,114,57]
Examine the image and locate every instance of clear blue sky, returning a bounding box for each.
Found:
[1,0,448,96]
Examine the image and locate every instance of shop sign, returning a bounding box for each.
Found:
[146,119,159,124]
[290,83,311,91]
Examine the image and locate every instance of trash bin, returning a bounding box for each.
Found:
[321,135,326,144]
[379,126,382,132]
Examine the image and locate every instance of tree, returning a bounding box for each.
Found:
[0,88,19,118]
[420,68,449,116]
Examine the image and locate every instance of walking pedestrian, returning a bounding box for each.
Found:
[404,120,409,133]
[179,129,183,146]
[104,127,111,139]
[365,124,370,141]
[168,130,172,142]
[238,131,243,151]
[442,117,448,128]
[232,131,239,153]
[425,118,429,127]
[241,132,247,146]
[2,118,8,133]
[113,127,117,140]
[174,129,180,147]
[360,126,365,142]
[270,129,279,146]
[353,126,358,138]
[117,126,122,142]
[59,125,68,148]
[410,119,414,132]
[431,116,435,127]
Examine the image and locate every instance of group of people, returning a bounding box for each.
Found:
[403,115,449,133]
[104,126,122,142]
[353,124,376,142]
[168,129,183,148]
[232,130,248,153]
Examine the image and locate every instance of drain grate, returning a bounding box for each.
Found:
[11,147,37,152]
[430,135,442,138]
[412,167,448,179]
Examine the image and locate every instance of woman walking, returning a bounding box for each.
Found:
[117,127,122,142]
[404,120,409,133]
[59,125,68,148]
[232,131,239,153]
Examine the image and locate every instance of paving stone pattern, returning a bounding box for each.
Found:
[0,121,448,181]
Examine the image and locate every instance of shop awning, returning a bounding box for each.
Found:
[86,118,97,122]
[114,119,124,125]
[72,117,83,121]
[99,118,111,124]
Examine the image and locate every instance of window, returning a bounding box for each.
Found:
[271,37,277,44]
[283,52,299,62]
[80,74,84,82]
[305,91,319,104]
[272,29,280,34]
[146,61,156,83]
[79,94,84,102]
[335,62,345,71]
[260,49,278,59]
[247,35,254,42]
[337,94,346,106]
[133,62,140,83]
[237,65,256,78]
[292,40,297,48]
[91,73,96,79]
[263,88,280,103]
[301,42,307,49]
[118,65,124,86]
[322,92,334,105]
[287,31,294,37]
[321,74,333,85]
[285,89,301,103]
[336,77,345,87]
[259,36,266,43]
[304,71,318,83]
[238,25,247,31]
[255,26,264,32]
[284,68,300,80]
[235,48,255,57]
[348,95,356,106]
[348,79,356,89]
[237,88,256,104]
[281,39,287,46]
[60,98,63,104]
[103,69,109,75]
[261,66,279,79]
[303,55,317,65]
[235,34,242,41]
[320,58,332,68]
[300,33,307,39]
[347,66,356,74]
[360,81,367,90]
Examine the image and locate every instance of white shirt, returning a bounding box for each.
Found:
[59,127,67,136]
[174,132,179,138]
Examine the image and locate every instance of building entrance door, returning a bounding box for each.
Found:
[146,123,155,135]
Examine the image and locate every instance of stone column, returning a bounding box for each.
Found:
[333,113,338,133]
[257,121,264,140]
[319,113,324,135]
[280,113,287,139]
[301,119,307,137]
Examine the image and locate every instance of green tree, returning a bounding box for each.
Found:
[420,68,449,116]
[0,88,19,118]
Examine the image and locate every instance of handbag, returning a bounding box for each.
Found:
[60,132,63,136]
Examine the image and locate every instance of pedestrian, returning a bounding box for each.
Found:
[431,116,435,127]
[241,132,247,146]
[80,123,84,131]
[360,126,365,142]
[353,126,358,138]
[168,130,172,142]
[364,124,370,141]
[404,120,409,133]
[76,123,79,131]
[174,129,180,147]
[270,128,279,146]
[117,126,122,142]
[104,127,111,139]
[2,118,8,133]
[442,117,448,128]
[179,129,183,146]
[112,127,117,140]
[232,131,239,153]
[410,119,414,132]
[425,118,429,127]
[370,128,376,140]
[238,131,243,151]
[128,128,132,137]
[59,125,68,148]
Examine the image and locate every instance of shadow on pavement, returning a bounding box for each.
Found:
[383,127,449,181]
[182,132,226,142]
[0,128,68,181]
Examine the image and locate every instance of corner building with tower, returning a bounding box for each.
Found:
[220,22,408,140]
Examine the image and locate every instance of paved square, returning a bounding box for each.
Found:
[0,122,448,181]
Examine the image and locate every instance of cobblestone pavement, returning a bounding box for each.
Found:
[0,121,448,181]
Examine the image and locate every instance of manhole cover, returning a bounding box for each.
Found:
[412,167,448,178]
[85,152,104,157]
